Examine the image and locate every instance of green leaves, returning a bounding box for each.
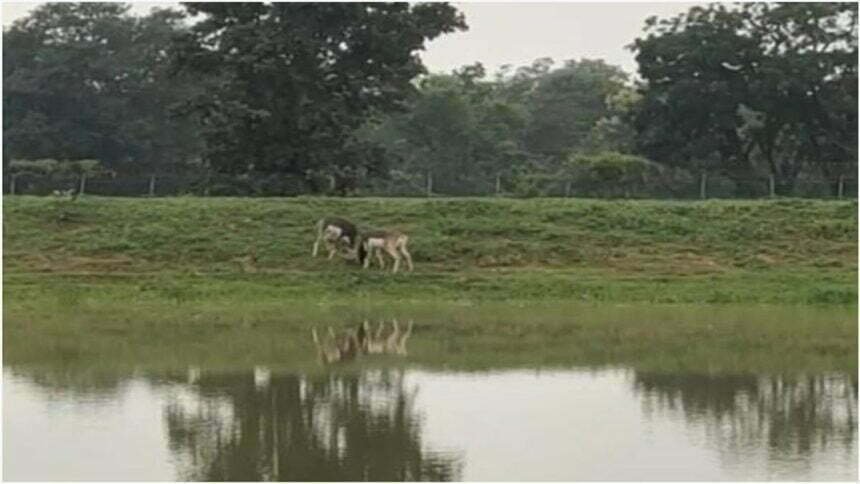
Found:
[173,2,466,194]
[631,2,857,195]
[3,3,203,175]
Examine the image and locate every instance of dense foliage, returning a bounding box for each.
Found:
[631,2,858,196]
[3,3,204,176]
[3,2,857,197]
[169,2,466,195]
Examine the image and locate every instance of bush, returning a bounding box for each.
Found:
[564,151,694,198]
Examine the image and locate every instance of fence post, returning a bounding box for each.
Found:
[426,171,433,197]
[148,174,157,197]
[838,175,845,199]
[699,172,707,199]
[495,173,501,196]
[9,174,16,195]
[565,180,572,198]
[768,174,775,198]
[79,173,87,196]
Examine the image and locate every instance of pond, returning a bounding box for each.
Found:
[4,366,857,481]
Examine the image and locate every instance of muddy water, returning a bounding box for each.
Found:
[3,366,856,481]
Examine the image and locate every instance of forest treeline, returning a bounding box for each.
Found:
[3,2,857,197]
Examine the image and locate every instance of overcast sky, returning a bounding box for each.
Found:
[2,1,703,77]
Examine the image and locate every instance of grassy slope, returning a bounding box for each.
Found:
[3,196,857,303]
[4,196,857,372]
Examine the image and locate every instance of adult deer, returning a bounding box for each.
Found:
[312,217,359,260]
[358,230,414,273]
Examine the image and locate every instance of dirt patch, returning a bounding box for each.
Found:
[755,253,779,265]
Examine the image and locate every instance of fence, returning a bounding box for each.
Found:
[4,171,857,199]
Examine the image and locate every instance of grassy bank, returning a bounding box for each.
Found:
[3,196,857,303]
[4,196,857,373]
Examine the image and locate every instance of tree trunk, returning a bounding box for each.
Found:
[774,177,797,197]
[722,150,760,197]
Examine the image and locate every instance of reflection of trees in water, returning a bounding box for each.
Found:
[5,366,127,400]
[634,372,857,461]
[162,368,463,481]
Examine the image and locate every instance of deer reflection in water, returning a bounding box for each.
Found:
[312,319,413,364]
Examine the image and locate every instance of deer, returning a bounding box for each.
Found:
[358,319,413,356]
[314,320,414,364]
[386,319,413,355]
[358,229,414,274]
[51,189,77,200]
[312,217,359,260]
[311,326,361,364]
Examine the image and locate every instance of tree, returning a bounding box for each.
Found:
[520,59,629,166]
[362,57,634,196]
[631,4,764,193]
[561,151,691,198]
[171,2,466,195]
[359,63,530,195]
[631,2,857,195]
[746,2,858,193]
[585,85,642,154]
[4,3,133,165]
[3,3,204,180]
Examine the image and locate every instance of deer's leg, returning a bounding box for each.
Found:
[360,320,372,353]
[312,328,330,363]
[385,245,401,273]
[398,320,414,355]
[375,249,386,269]
[399,244,414,272]
[363,247,373,269]
[327,240,337,260]
[312,236,322,257]
[386,319,400,351]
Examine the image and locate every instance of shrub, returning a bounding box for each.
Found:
[564,151,694,198]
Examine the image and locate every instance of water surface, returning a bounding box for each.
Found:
[4,366,856,481]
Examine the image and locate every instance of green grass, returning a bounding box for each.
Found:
[3,196,857,302]
[3,196,857,373]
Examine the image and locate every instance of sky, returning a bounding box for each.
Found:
[1,1,704,77]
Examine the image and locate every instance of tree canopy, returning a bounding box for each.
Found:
[171,2,466,194]
[3,3,203,175]
[631,2,857,195]
[3,2,856,198]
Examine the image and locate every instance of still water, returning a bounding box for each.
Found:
[3,367,857,481]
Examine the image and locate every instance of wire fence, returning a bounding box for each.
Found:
[4,171,857,199]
